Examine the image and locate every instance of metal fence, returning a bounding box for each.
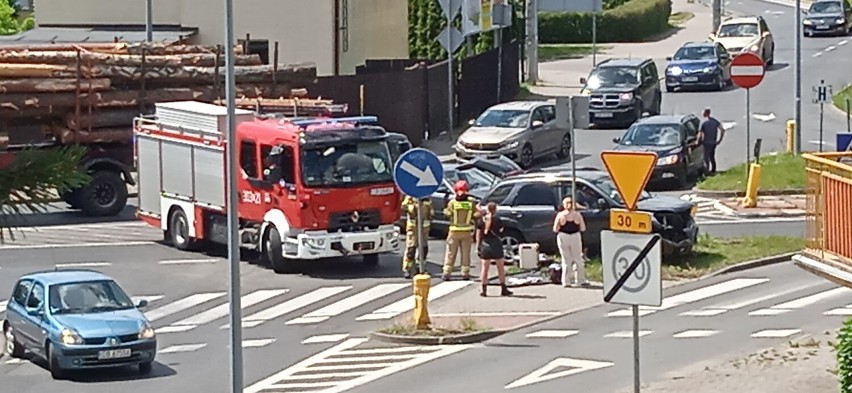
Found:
[803,151,852,270]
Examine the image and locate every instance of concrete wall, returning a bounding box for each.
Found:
[33,0,409,76]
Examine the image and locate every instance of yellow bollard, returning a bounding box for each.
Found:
[412,273,431,329]
[741,163,762,208]
[786,120,795,153]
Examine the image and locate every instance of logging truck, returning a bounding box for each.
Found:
[133,101,402,273]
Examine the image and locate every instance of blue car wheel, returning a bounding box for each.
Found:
[3,323,25,358]
[48,343,66,380]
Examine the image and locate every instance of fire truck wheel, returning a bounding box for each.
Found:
[362,254,379,267]
[264,226,291,273]
[79,171,128,217]
[169,209,195,251]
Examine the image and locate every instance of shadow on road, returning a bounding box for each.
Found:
[767,62,789,72]
[14,353,176,382]
[4,205,139,228]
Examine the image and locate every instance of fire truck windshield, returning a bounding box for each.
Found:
[300,141,393,187]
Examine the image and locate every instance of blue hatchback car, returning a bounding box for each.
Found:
[665,42,732,92]
[3,270,157,379]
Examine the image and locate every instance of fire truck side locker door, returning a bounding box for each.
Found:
[135,133,162,217]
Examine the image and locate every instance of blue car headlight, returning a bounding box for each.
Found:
[668,66,683,76]
[60,328,84,345]
[702,66,716,73]
[139,323,156,340]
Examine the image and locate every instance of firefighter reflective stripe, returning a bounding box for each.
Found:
[404,198,433,229]
[449,200,474,232]
[406,220,432,230]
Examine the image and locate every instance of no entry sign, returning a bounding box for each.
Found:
[730,53,765,89]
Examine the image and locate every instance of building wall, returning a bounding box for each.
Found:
[33,0,409,76]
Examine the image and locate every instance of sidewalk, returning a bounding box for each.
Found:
[716,194,807,218]
[531,0,714,97]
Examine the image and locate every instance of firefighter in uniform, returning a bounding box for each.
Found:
[402,195,433,279]
[442,180,478,281]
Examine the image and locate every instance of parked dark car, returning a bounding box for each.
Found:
[442,154,525,178]
[579,58,662,128]
[479,169,699,260]
[803,0,852,36]
[612,114,705,188]
[665,42,732,92]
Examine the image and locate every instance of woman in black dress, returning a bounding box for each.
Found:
[476,202,513,297]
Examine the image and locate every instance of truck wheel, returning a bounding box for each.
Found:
[79,171,128,217]
[264,227,292,274]
[363,253,380,267]
[169,209,195,251]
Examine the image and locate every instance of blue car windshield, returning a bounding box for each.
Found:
[620,124,683,146]
[673,46,716,60]
[49,280,135,314]
[810,1,842,13]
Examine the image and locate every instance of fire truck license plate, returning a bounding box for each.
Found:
[354,242,375,251]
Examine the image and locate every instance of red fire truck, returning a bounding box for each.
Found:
[133,101,402,273]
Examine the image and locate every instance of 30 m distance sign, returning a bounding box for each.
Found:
[609,209,652,234]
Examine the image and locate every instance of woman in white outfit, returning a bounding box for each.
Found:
[553,197,589,287]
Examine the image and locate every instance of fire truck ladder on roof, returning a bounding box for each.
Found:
[290,116,379,129]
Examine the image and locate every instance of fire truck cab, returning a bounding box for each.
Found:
[134,101,402,273]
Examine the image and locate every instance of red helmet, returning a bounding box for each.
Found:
[453,180,469,192]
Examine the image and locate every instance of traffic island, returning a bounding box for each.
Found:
[372,317,505,345]
[693,153,805,198]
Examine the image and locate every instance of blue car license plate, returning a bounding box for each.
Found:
[98,348,131,360]
[682,76,698,82]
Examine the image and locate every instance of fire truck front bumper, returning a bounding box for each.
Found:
[284,225,401,259]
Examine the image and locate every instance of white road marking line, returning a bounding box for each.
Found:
[809,140,834,147]
[55,262,111,268]
[242,339,276,348]
[169,289,287,330]
[526,330,579,338]
[0,241,156,250]
[4,358,25,364]
[144,292,226,322]
[158,259,219,265]
[608,278,770,317]
[673,329,719,338]
[749,287,851,316]
[229,286,350,329]
[505,357,615,389]
[244,338,469,393]
[813,52,823,57]
[287,283,408,325]
[730,65,765,76]
[340,346,437,356]
[131,295,164,305]
[751,329,801,338]
[840,40,849,46]
[432,312,560,317]
[604,330,653,338]
[824,307,852,316]
[826,45,837,51]
[159,343,207,354]
[155,325,195,334]
[267,382,338,389]
[302,334,351,344]
[356,281,474,321]
[0,300,7,313]
[680,282,819,317]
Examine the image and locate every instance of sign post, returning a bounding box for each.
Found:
[730,53,766,164]
[813,80,832,152]
[600,150,661,393]
[436,0,463,137]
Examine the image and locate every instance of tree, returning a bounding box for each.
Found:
[0,146,89,242]
[0,0,33,36]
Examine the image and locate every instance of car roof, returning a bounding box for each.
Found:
[680,41,715,48]
[598,58,649,68]
[20,270,113,285]
[813,0,841,3]
[488,101,547,111]
[635,114,691,125]
[722,16,760,24]
[499,168,610,183]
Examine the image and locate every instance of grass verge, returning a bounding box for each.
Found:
[669,11,695,26]
[833,84,852,114]
[378,317,489,337]
[539,44,613,62]
[584,234,804,281]
[696,153,805,191]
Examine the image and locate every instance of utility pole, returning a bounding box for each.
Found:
[145,0,153,42]
[794,0,803,153]
[712,0,721,32]
[526,0,538,84]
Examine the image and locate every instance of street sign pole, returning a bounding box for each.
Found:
[746,88,751,163]
[795,0,803,154]
[570,96,576,202]
[145,0,153,42]
[224,0,244,391]
[632,304,640,393]
[730,53,766,166]
[591,12,597,67]
[447,8,454,136]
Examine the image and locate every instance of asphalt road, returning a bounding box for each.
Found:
[344,261,851,393]
[551,0,852,179]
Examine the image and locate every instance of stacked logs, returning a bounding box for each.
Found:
[0,42,321,145]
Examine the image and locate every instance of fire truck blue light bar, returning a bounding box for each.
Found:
[292,116,378,128]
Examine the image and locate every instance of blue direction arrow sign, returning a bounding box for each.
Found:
[393,148,444,199]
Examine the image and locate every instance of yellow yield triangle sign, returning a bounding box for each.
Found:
[600,151,658,211]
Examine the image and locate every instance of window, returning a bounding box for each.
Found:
[48,281,134,314]
[684,118,699,137]
[482,183,514,205]
[301,141,393,187]
[647,62,659,80]
[261,145,296,184]
[11,279,33,306]
[540,106,556,122]
[26,283,44,309]
[561,182,605,209]
[240,140,258,179]
[759,19,770,33]
[513,183,558,206]
[473,109,530,128]
[531,108,545,123]
[716,44,729,58]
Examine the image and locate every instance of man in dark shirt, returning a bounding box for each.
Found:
[697,108,725,174]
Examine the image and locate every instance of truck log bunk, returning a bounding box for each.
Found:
[0,42,324,148]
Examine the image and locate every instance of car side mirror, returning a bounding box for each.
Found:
[136,299,149,308]
[579,77,587,85]
[612,137,621,143]
[531,120,544,128]
[762,31,770,37]
[665,56,672,61]
[468,119,475,126]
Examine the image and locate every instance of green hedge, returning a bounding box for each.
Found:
[839,318,852,393]
[539,0,673,44]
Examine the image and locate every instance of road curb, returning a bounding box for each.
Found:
[692,188,805,198]
[370,329,505,345]
[701,252,799,279]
